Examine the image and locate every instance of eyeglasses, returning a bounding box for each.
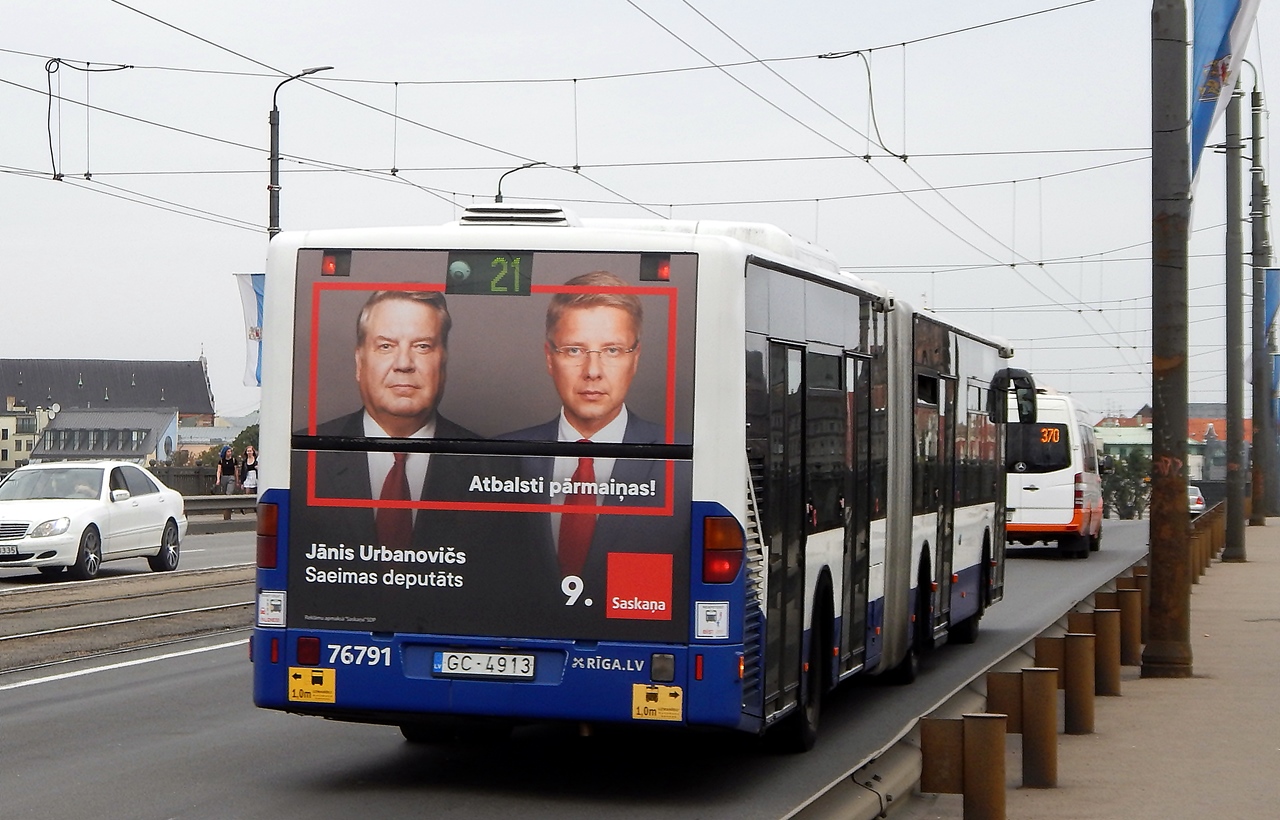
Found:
[549,343,638,362]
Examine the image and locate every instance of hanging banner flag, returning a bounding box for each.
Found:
[1190,0,1261,180]
[236,272,266,387]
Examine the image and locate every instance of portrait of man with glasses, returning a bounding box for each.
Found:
[499,271,674,612]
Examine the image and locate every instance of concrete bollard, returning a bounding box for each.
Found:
[1093,609,1122,696]
[920,712,1009,819]
[1064,632,1095,734]
[1118,587,1143,665]
[1021,667,1059,788]
[1130,567,1151,642]
[920,718,964,796]
[1094,590,1118,610]
[986,671,1023,733]
[964,713,1008,820]
[1067,610,1093,636]
[1035,635,1065,689]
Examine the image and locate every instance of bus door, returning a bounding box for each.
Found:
[763,342,805,719]
[840,355,871,672]
[915,370,953,638]
[935,376,957,631]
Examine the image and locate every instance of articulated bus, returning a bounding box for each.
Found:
[251,203,1036,751]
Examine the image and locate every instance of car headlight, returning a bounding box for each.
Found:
[31,517,71,537]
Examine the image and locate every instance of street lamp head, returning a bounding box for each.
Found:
[273,65,334,108]
[269,65,335,238]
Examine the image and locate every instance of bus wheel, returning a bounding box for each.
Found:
[951,547,989,645]
[1089,529,1101,552]
[884,640,919,685]
[885,564,929,686]
[770,618,826,753]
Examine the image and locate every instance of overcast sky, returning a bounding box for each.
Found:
[3,1,1277,420]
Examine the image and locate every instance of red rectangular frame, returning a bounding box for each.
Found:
[302,279,682,516]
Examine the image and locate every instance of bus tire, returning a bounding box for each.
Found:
[884,640,920,685]
[885,554,931,685]
[770,596,830,753]
[1089,528,1101,552]
[950,546,987,645]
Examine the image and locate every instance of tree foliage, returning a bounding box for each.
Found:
[231,424,259,455]
[1103,449,1151,520]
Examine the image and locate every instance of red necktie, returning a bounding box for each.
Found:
[558,449,596,577]
[377,453,412,551]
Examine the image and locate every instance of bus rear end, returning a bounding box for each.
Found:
[251,226,750,736]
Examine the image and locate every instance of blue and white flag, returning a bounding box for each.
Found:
[236,272,266,387]
[1191,0,1261,180]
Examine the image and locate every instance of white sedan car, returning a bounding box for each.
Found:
[0,460,188,580]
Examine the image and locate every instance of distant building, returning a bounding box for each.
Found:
[29,408,180,466]
[177,410,259,460]
[1094,404,1252,482]
[0,358,215,424]
[0,398,52,474]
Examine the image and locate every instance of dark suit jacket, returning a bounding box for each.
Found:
[291,410,542,634]
[306,409,478,548]
[499,411,683,619]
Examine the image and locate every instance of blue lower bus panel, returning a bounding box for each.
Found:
[253,629,747,730]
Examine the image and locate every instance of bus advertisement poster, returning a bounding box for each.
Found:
[286,249,696,641]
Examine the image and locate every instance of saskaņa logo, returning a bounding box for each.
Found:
[605,553,673,621]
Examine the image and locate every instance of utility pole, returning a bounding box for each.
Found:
[1224,89,1246,559]
[1248,78,1276,527]
[1145,0,1193,678]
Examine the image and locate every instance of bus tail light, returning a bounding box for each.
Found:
[702,516,744,583]
[297,636,321,666]
[257,502,280,569]
[1073,473,1085,510]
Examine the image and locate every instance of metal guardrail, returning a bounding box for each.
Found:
[184,495,258,515]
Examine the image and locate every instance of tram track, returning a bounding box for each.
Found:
[0,565,254,674]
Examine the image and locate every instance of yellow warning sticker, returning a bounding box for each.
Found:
[287,666,336,703]
[631,683,683,722]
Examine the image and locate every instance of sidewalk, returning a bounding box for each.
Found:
[903,518,1280,819]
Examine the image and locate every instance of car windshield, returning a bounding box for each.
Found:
[0,467,103,500]
[1188,487,1201,497]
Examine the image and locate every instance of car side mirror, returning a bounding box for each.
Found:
[111,488,131,502]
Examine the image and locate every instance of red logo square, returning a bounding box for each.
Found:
[605,553,673,621]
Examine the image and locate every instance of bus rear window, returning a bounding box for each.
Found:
[1007,422,1070,473]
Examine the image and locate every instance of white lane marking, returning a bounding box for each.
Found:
[0,638,248,691]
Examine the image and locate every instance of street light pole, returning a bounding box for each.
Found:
[268,66,333,238]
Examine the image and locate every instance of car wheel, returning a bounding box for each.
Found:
[1058,533,1089,559]
[148,520,181,572]
[68,526,102,581]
